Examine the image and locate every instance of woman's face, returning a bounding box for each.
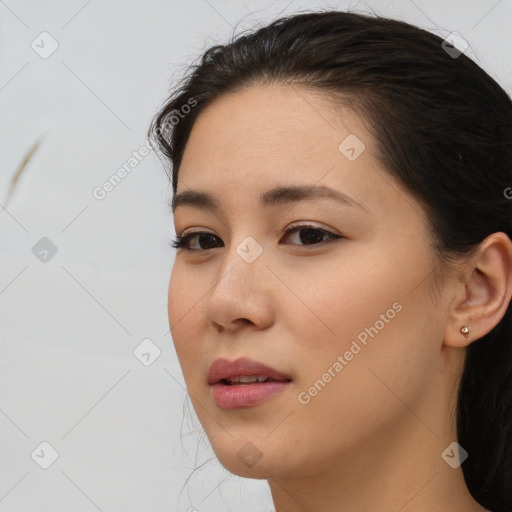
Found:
[169,83,454,480]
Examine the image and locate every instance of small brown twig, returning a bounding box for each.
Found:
[5,137,44,206]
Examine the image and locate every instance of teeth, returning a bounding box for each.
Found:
[226,375,269,384]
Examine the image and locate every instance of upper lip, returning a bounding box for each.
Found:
[207,357,292,384]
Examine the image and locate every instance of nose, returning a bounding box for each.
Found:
[205,243,275,333]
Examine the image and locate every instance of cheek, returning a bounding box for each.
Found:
[287,245,438,415]
[167,267,181,328]
[280,248,404,359]
[168,264,205,376]
[168,262,202,333]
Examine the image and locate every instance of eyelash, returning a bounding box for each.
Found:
[169,223,342,252]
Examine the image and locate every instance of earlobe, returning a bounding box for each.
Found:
[443,232,512,348]
[444,319,474,348]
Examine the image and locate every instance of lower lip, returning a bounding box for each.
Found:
[210,381,291,409]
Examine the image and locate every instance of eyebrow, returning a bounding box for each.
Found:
[171,184,369,215]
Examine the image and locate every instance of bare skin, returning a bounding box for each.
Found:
[168,82,511,511]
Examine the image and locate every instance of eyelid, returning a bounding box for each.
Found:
[178,221,338,238]
[180,226,218,238]
[284,220,338,234]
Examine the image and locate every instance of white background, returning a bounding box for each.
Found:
[1,1,511,510]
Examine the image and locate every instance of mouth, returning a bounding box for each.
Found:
[207,356,292,384]
[207,357,292,409]
[220,375,289,385]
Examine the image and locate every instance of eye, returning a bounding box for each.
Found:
[169,223,342,252]
[170,232,223,251]
[281,223,341,246]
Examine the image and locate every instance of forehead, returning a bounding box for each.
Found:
[178,83,372,189]
[174,83,427,234]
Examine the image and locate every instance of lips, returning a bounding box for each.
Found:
[207,357,292,385]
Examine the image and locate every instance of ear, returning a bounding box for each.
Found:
[444,232,512,348]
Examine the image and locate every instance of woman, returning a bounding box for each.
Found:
[148,9,512,512]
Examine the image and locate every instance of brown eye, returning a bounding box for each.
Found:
[281,225,341,246]
[170,232,223,251]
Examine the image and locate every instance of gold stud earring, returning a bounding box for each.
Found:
[460,326,470,336]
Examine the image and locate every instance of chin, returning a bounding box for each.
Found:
[215,450,289,480]
[207,433,299,480]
